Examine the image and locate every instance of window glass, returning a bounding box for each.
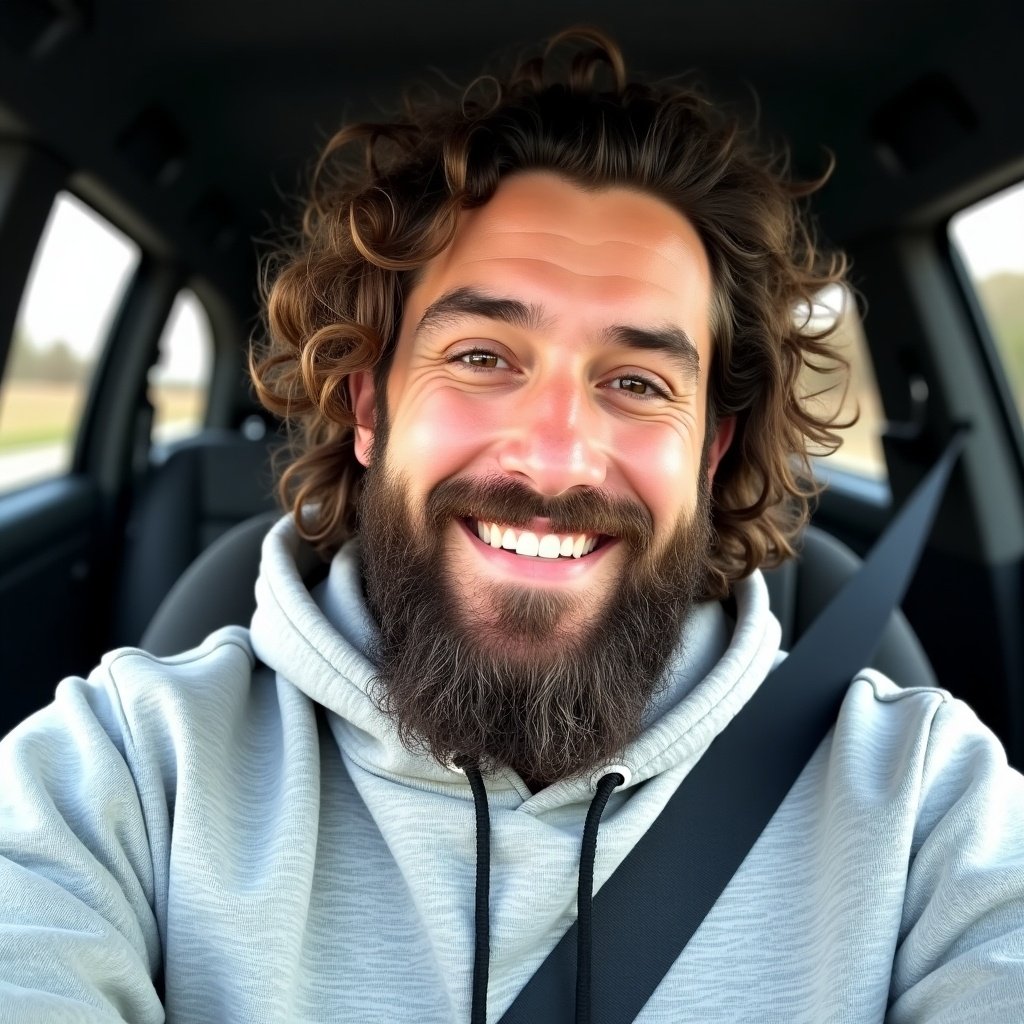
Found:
[798,284,888,481]
[150,289,213,445]
[0,192,139,493]
[949,181,1024,417]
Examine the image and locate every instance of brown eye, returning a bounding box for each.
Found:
[605,374,670,400]
[617,376,650,394]
[453,350,509,370]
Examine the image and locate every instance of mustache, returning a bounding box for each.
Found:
[424,476,655,548]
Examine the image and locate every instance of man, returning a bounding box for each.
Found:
[2,29,1023,1023]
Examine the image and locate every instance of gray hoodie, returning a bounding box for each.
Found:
[1,514,1023,1022]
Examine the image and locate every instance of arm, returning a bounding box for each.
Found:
[0,672,164,1022]
[888,698,1024,1022]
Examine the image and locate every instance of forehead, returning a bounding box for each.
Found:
[404,171,713,352]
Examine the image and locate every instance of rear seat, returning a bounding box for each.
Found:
[113,428,282,646]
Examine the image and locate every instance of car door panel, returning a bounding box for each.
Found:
[0,475,104,737]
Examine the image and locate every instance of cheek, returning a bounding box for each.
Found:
[614,420,699,526]
[388,390,501,489]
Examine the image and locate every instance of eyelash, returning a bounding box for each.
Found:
[448,349,671,400]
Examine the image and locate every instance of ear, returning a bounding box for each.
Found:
[705,415,736,484]
[348,370,378,467]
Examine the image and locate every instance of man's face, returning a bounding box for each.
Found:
[351,172,732,645]
[348,172,735,784]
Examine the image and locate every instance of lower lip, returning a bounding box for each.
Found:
[457,520,616,584]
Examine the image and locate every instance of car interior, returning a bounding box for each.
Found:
[0,1,1022,764]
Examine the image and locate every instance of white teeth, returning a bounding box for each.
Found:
[473,520,601,560]
[515,531,539,556]
[538,535,561,559]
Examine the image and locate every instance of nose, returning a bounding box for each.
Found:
[495,384,608,496]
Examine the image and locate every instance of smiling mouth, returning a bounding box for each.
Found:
[467,518,608,559]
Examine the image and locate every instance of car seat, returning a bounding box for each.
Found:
[113,429,282,646]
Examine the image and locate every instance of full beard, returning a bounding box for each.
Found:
[357,455,713,787]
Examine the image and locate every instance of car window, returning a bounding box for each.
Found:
[150,288,213,446]
[799,284,887,482]
[0,192,139,493]
[949,180,1024,422]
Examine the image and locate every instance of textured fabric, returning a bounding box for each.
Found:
[1,513,1023,1022]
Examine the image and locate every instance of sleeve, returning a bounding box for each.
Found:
[887,697,1024,1023]
[0,670,165,1023]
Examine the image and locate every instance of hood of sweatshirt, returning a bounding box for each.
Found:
[249,513,782,810]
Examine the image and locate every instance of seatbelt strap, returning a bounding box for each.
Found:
[499,429,966,1024]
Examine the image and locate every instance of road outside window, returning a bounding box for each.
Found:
[950,181,1024,423]
[0,192,139,493]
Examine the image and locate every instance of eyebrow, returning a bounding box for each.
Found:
[415,285,701,384]
[602,324,701,385]
[415,287,551,338]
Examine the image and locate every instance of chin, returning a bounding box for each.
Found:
[448,578,609,651]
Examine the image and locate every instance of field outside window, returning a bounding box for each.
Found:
[0,192,139,493]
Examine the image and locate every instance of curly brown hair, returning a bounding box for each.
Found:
[252,27,850,600]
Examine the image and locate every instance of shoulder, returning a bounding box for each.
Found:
[99,624,259,702]
[849,674,1024,1014]
[89,625,287,758]
[5,626,276,779]
[832,669,951,762]
[833,669,1022,817]
[842,668,1003,756]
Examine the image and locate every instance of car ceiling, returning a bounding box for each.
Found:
[0,0,1022,309]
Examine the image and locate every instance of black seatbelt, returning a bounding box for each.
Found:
[499,429,967,1024]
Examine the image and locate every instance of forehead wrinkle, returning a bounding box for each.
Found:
[457,257,688,302]
[471,227,681,251]
[463,229,695,281]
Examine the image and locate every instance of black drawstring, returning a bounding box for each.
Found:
[460,760,491,1024]
[575,772,625,1024]
[456,763,624,1024]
